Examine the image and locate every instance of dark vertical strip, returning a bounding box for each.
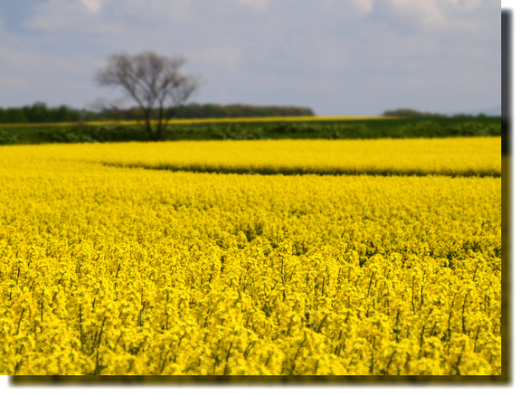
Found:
[515,4,520,393]
[500,0,520,391]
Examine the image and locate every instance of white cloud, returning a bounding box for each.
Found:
[381,0,497,34]
[79,0,104,13]
[324,0,374,16]
[348,0,374,15]
[23,0,118,32]
[384,0,445,27]
[23,0,196,32]
[444,0,483,11]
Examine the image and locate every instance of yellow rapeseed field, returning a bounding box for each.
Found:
[2,137,501,177]
[0,138,501,375]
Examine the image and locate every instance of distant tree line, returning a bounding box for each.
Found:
[382,108,448,118]
[89,103,315,122]
[382,108,493,118]
[168,103,315,118]
[0,102,315,124]
[0,102,81,124]
[2,103,496,125]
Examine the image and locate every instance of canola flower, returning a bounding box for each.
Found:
[1,137,501,177]
[0,140,501,375]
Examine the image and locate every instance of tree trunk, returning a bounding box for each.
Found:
[145,116,154,141]
[157,105,165,141]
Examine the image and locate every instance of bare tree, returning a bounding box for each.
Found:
[95,52,202,141]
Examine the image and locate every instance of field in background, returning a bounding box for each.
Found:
[0,116,501,145]
[0,138,501,375]
[0,115,395,128]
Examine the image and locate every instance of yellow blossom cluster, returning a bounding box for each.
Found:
[0,140,501,375]
[1,137,500,177]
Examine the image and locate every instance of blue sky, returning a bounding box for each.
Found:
[0,0,500,115]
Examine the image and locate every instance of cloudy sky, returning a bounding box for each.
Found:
[0,0,500,115]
